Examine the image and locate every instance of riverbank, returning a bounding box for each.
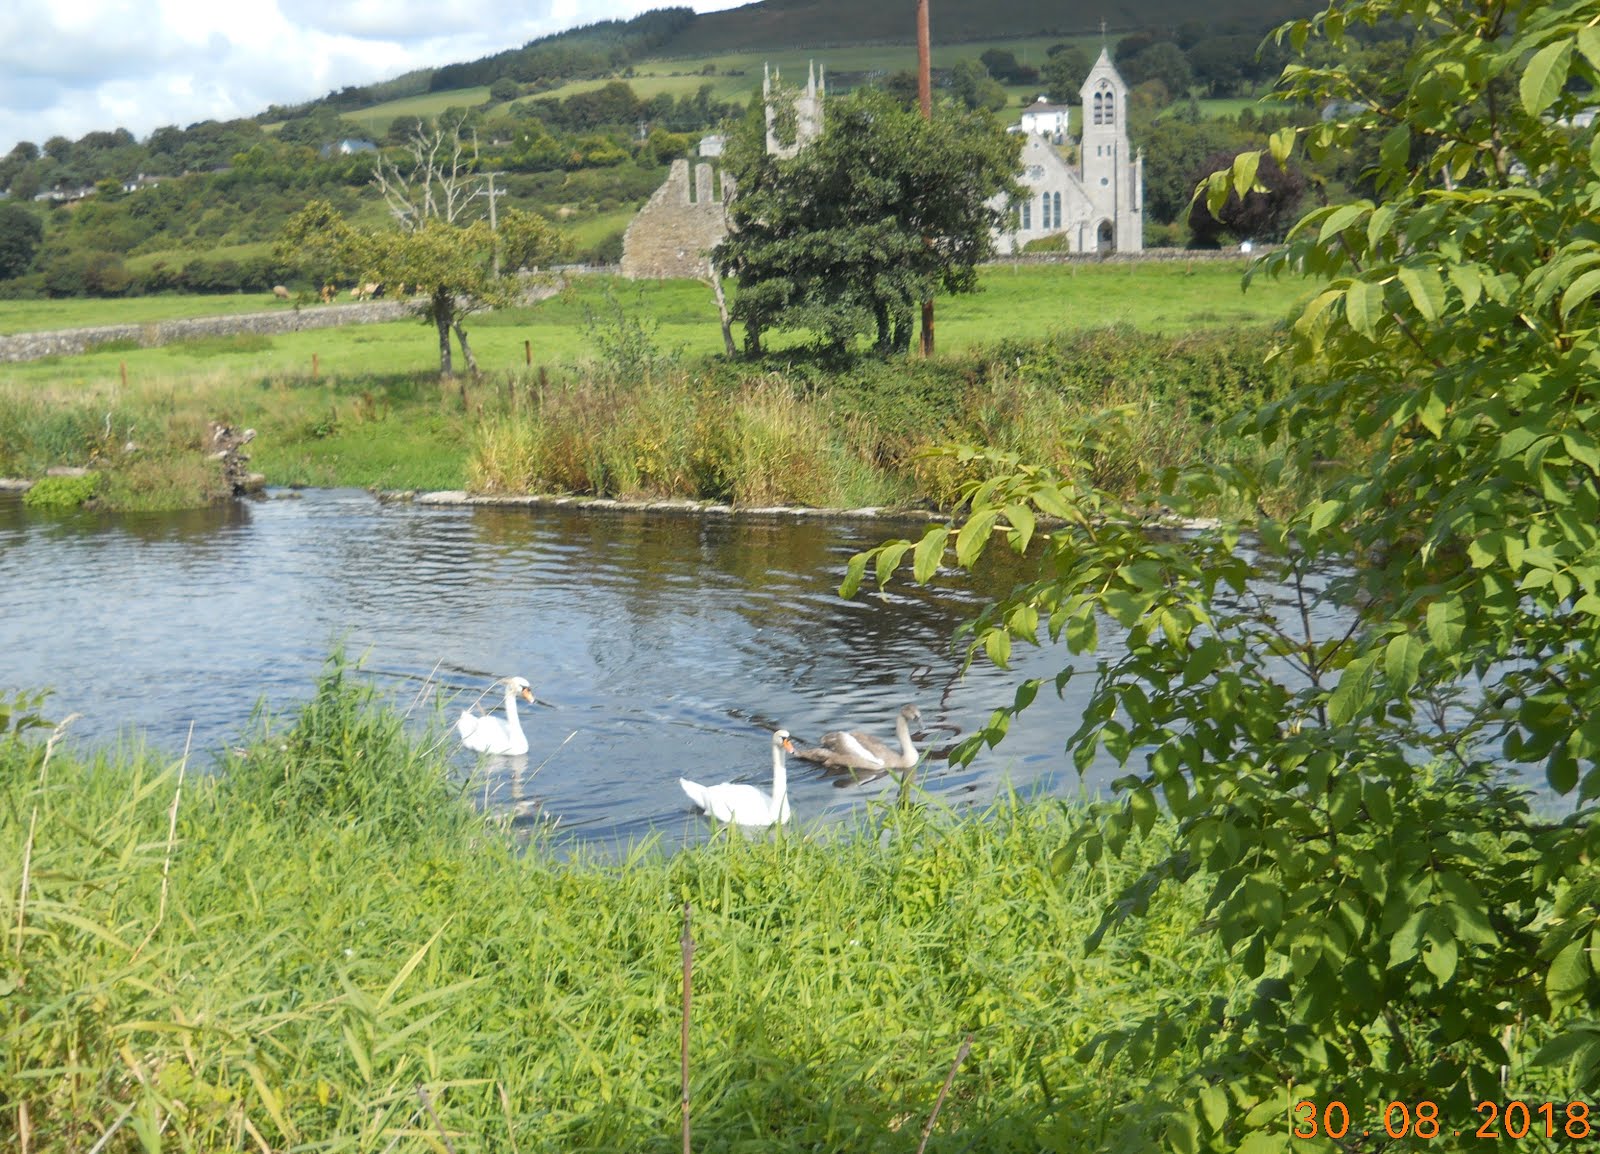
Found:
[0,318,1313,516]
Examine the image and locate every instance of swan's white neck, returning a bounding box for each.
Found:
[771,740,788,806]
[503,684,522,725]
[896,715,918,764]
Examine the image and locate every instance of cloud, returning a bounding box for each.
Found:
[0,0,748,153]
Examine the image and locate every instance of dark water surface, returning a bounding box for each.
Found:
[1,488,1113,849]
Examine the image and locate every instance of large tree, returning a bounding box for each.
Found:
[277,117,560,378]
[715,88,1020,355]
[849,0,1600,1144]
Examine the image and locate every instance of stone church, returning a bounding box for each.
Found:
[993,48,1144,254]
[620,63,823,280]
[620,50,1143,279]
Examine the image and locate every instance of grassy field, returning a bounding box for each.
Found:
[0,663,1225,1153]
[0,261,1313,508]
[0,260,1301,344]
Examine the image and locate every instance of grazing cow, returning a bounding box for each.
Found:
[350,282,381,300]
[272,285,291,301]
[320,283,334,303]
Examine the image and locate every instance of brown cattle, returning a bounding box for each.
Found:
[272,285,291,301]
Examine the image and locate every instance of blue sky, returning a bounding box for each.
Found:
[0,0,751,156]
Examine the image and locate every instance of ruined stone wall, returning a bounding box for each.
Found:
[0,300,418,364]
[620,159,730,280]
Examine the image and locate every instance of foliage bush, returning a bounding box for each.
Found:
[848,0,1600,1147]
[21,471,101,509]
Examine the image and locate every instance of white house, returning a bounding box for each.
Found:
[993,48,1144,255]
[1018,97,1071,140]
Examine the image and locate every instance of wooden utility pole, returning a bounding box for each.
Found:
[484,171,506,276]
[917,0,935,357]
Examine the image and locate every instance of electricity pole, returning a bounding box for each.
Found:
[917,0,935,357]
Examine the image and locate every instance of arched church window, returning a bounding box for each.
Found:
[1053,191,1062,225]
[1021,199,1031,230]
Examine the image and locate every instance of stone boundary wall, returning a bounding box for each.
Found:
[0,280,570,365]
[0,300,420,364]
[989,245,1273,266]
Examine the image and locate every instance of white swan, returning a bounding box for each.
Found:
[794,703,922,773]
[456,676,535,756]
[680,730,795,827]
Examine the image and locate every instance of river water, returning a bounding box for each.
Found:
[1,488,1116,850]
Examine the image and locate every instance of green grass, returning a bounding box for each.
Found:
[0,663,1229,1152]
[323,86,494,133]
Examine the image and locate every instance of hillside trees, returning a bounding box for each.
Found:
[845,0,1600,1145]
[0,204,42,280]
[1042,45,1091,102]
[715,88,1020,355]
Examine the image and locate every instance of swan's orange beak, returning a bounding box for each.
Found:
[519,687,535,704]
[782,738,794,752]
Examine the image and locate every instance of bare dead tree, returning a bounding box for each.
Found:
[373,115,487,230]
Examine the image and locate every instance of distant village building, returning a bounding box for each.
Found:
[322,138,377,158]
[697,134,725,158]
[1019,97,1072,140]
[994,48,1143,254]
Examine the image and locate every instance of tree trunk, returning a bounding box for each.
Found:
[452,319,480,377]
[874,301,892,353]
[708,267,736,357]
[435,310,454,378]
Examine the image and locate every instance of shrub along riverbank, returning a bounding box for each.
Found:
[1,665,1227,1152]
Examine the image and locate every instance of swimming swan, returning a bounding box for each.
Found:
[680,729,795,827]
[457,676,535,755]
[794,703,922,773]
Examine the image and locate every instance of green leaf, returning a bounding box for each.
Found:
[1546,938,1592,1008]
[955,509,999,568]
[911,525,950,584]
[1236,1130,1289,1153]
[1309,498,1346,534]
[1384,633,1424,692]
[1560,268,1600,321]
[1520,40,1573,116]
[1269,127,1295,167]
[1326,655,1374,727]
[874,540,911,588]
[1344,279,1384,338]
[1317,203,1364,242]
[1426,599,1465,654]
[1397,264,1446,322]
[1422,928,1459,984]
[840,551,869,598]
[1582,26,1600,70]
[983,627,1012,669]
[1231,150,1262,198]
[1002,502,1036,551]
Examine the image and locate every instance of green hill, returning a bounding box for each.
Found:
[658,0,1317,55]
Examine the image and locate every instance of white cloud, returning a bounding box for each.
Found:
[0,0,748,154]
